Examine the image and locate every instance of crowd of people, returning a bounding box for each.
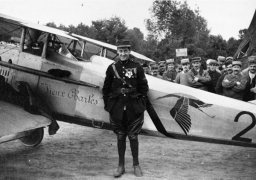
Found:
[142,55,256,102]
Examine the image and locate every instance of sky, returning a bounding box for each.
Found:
[0,0,255,40]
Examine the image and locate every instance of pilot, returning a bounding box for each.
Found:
[187,57,211,91]
[162,59,177,82]
[242,56,256,101]
[102,39,149,178]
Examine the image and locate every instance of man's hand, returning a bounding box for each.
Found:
[250,87,256,93]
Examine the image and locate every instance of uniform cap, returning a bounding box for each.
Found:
[209,59,217,65]
[206,59,211,65]
[151,64,158,69]
[181,58,189,64]
[232,61,242,67]
[191,57,201,62]
[142,63,148,68]
[248,56,256,66]
[166,59,175,64]
[225,60,233,66]
[116,39,131,49]
[217,56,225,62]
[226,56,233,61]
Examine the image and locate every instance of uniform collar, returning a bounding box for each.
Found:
[118,59,130,65]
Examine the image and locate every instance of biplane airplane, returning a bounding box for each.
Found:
[0,13,256,148]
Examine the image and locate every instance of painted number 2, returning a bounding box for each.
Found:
[232,111,256,143]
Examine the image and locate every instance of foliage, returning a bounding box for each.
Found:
[91,17,127,45]
[44,0,244,63]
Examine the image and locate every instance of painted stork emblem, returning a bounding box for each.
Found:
[157,94,214,135]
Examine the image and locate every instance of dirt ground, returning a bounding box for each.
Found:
[1,121,256,180]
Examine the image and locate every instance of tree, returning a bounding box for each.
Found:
[145,0,210,60]
[91,16,127,45]
[226,37,240,56]
[45,22,57,28]
[205,35,227,59]
[125,28,144,53]
[146,0,209,43]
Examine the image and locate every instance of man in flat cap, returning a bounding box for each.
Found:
[142,63,151,75]
[158,63,165,77]
[226,56,233,61]
[217,56,226,73]
[150,64,161,77]
[206,59,221,93]
[206,59,211,71]
[175,58,190,86]
[102,39,148,177]
[187,57,211,90]
[242,56,256,101]
[222,61,247,100]
[216,59,233,95]
[162,59,177,82]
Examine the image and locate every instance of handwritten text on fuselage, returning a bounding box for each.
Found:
[41,82,98,105]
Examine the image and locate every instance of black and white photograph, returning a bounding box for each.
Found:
[0,0,256,179]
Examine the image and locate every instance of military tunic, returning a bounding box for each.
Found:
[187,68,211,91]
[206,70,221,93]
[162,69,177,82]
[102,59,149,135]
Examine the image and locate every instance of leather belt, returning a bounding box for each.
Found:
[114,88,135,94]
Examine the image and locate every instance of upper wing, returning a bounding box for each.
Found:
[72,34,154,62]
[174,97,191,135]
[0,13,78,40]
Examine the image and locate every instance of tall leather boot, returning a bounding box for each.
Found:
[130,139,143,177]
[114,140,126,177]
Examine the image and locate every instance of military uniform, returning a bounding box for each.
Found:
[242,56,256,101]
[187,57,211,91]
[102,39,148,177]
[103,59,148,124]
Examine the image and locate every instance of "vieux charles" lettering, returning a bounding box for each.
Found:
[41,82,98,105]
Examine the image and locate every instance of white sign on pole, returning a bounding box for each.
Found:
[176,48,187,57]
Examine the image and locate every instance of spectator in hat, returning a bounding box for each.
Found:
[242,56,256,101]
[206,59,211,70]
[151,64,162,78]
[222,61,247,100]
[158,63,165,77]
[205,59,221,93]
[102,39,148,177]
[187,57,211,91]
[217,56,226,72]
[162,59,177,82]
[175,58,190,86]
[142,63,151,75]
[226,56,233,61]
[216,59,233,95]
[176,64,183,73]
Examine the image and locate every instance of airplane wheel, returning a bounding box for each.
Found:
[19,128,44,147]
